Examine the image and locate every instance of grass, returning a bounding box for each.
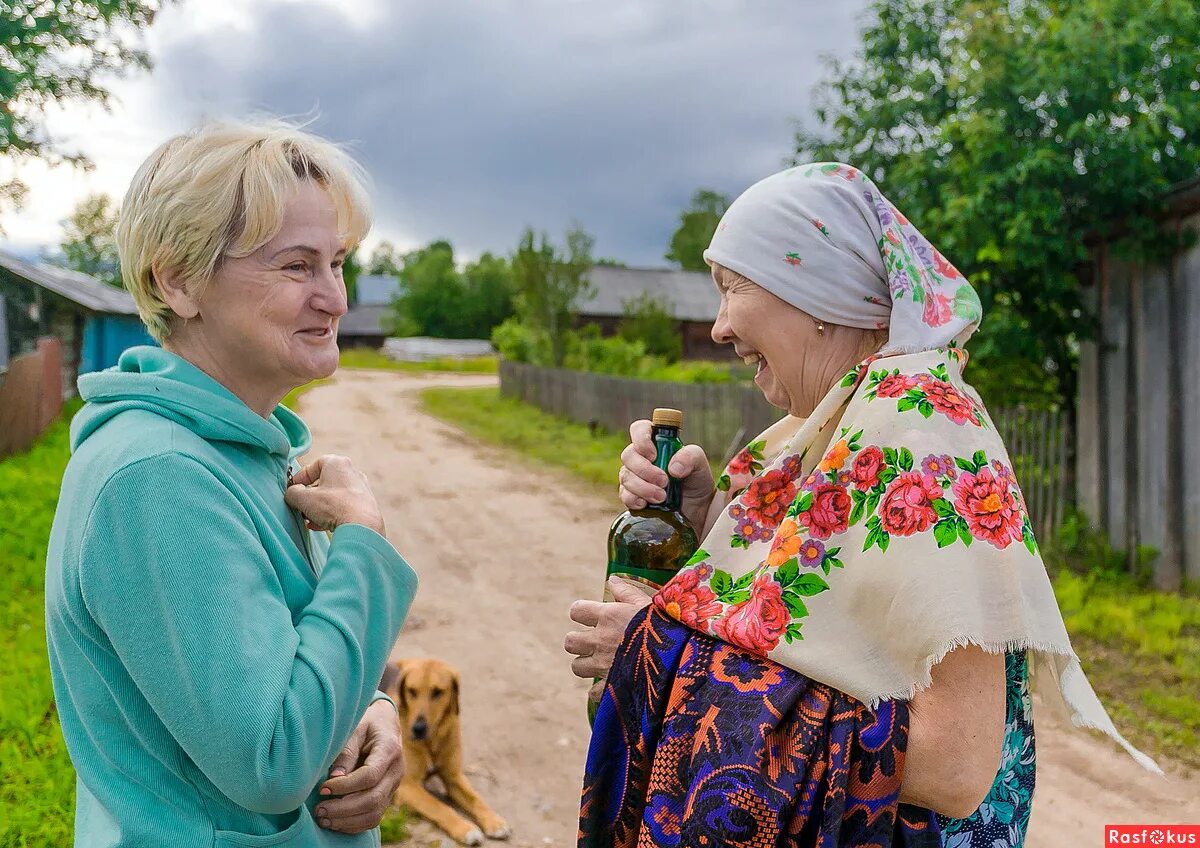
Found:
[339,347,498,374]
[1,402,80,846]
[378,810,409,843]
[420,385,1200,771]
[1048,567,1200,768]
[420,386,626,489]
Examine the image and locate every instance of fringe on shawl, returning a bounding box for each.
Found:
[860,636,1165,776]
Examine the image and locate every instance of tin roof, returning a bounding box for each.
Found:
[0,250,139,315]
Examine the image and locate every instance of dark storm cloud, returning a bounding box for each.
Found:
[148,0,868,262]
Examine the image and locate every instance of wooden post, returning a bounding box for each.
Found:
[1126,265,1141,575]
[1097,246,1111,538]
[1159,222,1186,591]
[37,336,63,428]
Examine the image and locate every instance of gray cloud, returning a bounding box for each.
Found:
[145,0,869,263]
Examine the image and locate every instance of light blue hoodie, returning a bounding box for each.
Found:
[45,347,418,847]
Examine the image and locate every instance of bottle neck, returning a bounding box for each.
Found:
[651,424,683,511]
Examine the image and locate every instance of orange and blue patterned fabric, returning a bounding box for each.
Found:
[580,605,942,848]
[580,606,1037,848]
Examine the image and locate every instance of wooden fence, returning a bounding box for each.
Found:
[499,360,1071,540]
[0,337,64,461]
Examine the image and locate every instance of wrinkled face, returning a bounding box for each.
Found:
[190,180,349,393]
[710,268,824,415]
[394,659,459,743]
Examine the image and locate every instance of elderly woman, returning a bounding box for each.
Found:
[565,163,1157,847]
[44,121,417,846]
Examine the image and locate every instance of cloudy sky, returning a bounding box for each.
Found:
[0,0,870,265]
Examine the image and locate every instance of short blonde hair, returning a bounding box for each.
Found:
[116,119,372,340]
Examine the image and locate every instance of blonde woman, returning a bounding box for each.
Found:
[45,121,418,846]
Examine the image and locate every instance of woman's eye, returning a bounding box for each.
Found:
[285,262,307,273]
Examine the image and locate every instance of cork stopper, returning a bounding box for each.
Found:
[651,407,683,429]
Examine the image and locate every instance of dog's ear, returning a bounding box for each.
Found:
[450,669,460,717]
[389,660,410,711]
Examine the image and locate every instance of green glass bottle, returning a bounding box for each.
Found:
[589,408,699,724]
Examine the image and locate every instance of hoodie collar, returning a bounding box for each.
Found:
[72,346,311,462]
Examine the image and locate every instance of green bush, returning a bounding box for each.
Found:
[565,325,648,376]
[491,317,550,366]
[1,404,80,846]
[619,293,682,363]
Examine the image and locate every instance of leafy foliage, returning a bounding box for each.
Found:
[342,248,361,306]
[794,0,1200,406]
[492,317,745,383]
[390,241,515,340]
[0,1,168,216]
[665,189,729,272]
[511,225,595,367]
[619,292,682,363]
[47,193,121,287]
[366,240,402,277]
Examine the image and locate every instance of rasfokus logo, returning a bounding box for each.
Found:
[1107,825,1200,846]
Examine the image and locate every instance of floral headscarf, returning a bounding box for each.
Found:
[651,163,1160,773]
[703,162,983,355]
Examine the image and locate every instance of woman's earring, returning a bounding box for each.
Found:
[816,321,826,335]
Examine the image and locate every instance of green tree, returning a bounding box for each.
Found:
[794,0,1200,407]
[512,225,595,367]
[366,240,402,276]
[461,251,515,338]
[51,193,121,287]
[390,241,514,339]
[619,292,682,363]
[0,2,169,215]
[342,248,361,305]
[665,189,730,271]
[393,240,465,337]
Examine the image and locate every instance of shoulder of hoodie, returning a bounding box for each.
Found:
[64,407,235,511]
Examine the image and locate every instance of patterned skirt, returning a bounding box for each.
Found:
[579,605,941,848]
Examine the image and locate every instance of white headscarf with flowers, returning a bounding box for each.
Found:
[704,161,982,354]
[651,163,1159,772]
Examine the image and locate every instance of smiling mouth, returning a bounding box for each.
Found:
[298,327,333,339]
[739,351,766,374]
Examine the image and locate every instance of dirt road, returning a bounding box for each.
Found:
[297,369,1199,848]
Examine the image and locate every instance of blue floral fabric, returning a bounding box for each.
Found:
[934,651,1037,847]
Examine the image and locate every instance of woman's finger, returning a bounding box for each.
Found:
[563,630,594,657]
[571,654,605,679]
[316,785,385,822]
[289,456,326,487]
[620,443,668,488]
[321,751,387,797]
[322,810,382,834]
[620,472,666,505]
[668,445,709,480]
[628,420,655,459]
[569,599,602,627]
[618,487,647,510]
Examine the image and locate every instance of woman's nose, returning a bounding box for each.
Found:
[711,301,734,345]
[313,265,348,317]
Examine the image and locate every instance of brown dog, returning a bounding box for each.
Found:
[385,658,510,846]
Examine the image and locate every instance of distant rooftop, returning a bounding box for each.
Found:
[580,265,717,323]
[339,304,392,338]
[355,274,402,306]
[0,250,138,315]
